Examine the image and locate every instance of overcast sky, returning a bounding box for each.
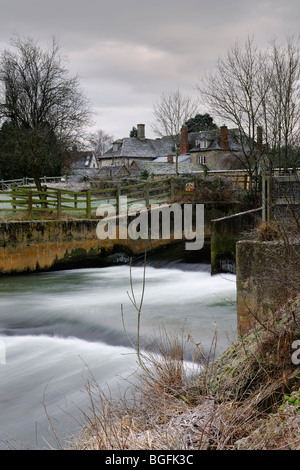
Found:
[0,0,299,141]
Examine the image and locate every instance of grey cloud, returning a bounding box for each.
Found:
[0,0,299,138]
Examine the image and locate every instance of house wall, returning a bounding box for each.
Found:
[72,168,100,178]
[99,157,155,169]
[99,158,118,168]
[190,150,224,170]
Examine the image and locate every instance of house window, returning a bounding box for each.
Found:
[198,155,206,165]
[196,139,208,149]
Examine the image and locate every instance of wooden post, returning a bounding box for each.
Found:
[267,175,272,223]
[57,189,62,217]
[116,186,121,215]
[262,174,272,224]
[74,193,78,209]
[42,184,48,209]
[11,185,16,211]
[262,175,266,223]
[170,177,175,199]
[145,181,150,207]
[86,190,91,218]
[28,190,33,218]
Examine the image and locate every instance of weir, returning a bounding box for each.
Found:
[0,202,238,275]
[0,201,266,341]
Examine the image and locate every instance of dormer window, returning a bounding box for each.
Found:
[113,139,122,152]
[196,139,208,149]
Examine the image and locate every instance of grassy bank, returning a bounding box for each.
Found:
[69,209,300,451]
[70,291,300,450]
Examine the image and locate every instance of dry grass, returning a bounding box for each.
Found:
[60,192,300,449]
[70,290,300,451]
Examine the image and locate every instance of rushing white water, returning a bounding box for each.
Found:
[0,257,237,449]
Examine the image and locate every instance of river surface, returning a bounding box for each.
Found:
[0,248,237,449]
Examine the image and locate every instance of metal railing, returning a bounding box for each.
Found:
[0,176,65,190]
[262,173,300,223]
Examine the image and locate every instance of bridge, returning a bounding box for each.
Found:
[0,170,298,275]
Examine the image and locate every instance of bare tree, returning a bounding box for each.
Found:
[151,89,199,175]
[0,35,92,190]
[261,36,300,173]
[88,129,114,156]
[198,36,268,200]
[198,35,300,197]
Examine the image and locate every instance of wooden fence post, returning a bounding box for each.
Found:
[116,186,121,215]
[57,190,62,217]
[170,177,175,199]
[86,190,91,218]
[262,174,272,224]
[267,175,272,223]
[11,185,16,211]
[28,190,33,219]
[262,174,266,223]
[42,185,48,209]
[145,181,150,207]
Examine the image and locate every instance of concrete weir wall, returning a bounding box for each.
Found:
[0,202,239,275]
[210,207,262,274]
[0,218,171,275]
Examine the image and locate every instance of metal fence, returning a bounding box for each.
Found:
[0,176,64,190]
[262,173,300,223]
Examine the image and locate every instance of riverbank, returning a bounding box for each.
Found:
[71,217,300,450]
[72,293,300,450]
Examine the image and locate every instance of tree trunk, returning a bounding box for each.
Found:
[33,172,43,192]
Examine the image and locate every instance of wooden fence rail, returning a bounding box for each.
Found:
[0,171,258,219]
[0,177,175,218]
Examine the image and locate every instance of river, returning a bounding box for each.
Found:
[0,245,237,449]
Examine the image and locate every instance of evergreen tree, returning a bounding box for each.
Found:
[185,113,217,132]
[130,126,138,137]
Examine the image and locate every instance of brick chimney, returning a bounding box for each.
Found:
[220,125,229,151]
[167,154,174,164]
[257,126,263,152]
[137,124,145,140]
[180,125,189,155]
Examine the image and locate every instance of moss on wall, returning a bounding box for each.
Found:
[211,208,261,275]
[236,240,300,336]
[0,218,185,274]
